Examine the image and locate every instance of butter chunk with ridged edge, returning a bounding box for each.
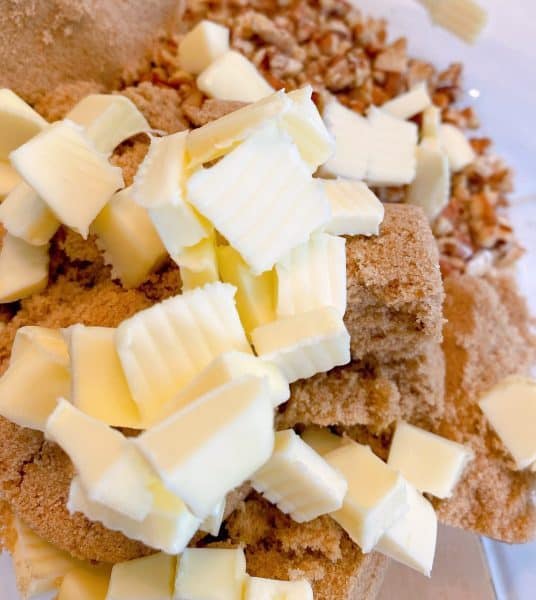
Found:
[10,120,124,238]
[251,307,350,383]
[276,232,346,318]
[174,548,246,600]
[0,325,69,431]
[381,83,431,120]
[91,187,167,289]
[107,553,176,600]
[187,122,331,275]
[175,236,219,291]
[0,233,49,303]
[135,376,274,519]
[115,282,251,423]
[325,441,408,553]
[244,577,313,600]
[178,20,230,75]
[58,564,111,600]
[132,131,212,257]
[46,399,154,521]
[251,429,347,522]
[387,421,473,498]
[0,160,21,198]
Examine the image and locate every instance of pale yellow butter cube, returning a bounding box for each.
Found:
[69,325,143,428]
[197,50,274,103]
[200,497,226,536]
[10,120,124,238]
[115,282,251,422]
[421,0,487,44]
[91,187,167,288]
[381,83,431,120]
[46,399,154,521]
[251,307,351,383]
[421,105,441,140]
[300,426,349,456]
[0,160,21,198]
[244,577,313,600]
[0,182,59,245]
[387,421,473,498]
[252,429,347,522]
[174,548,246,600]
[175,236,219,291]
[178,20,230,75]
[58,564,111,600]
[10,325,67,365]
[107,553,176,600]
[479,376,536,470]
[0,233,49,303]
[439,123,475,172]
[0,88,47,159]
[66,94,149,154]
[326,441,408,553]
[136,376,274,518]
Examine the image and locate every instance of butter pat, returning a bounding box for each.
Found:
[187,123,331,274]
[200,497,226,536]
[178,20,230,75]
[0,182,59,245]
[69,477,201,555]
[115,282,251,422]
[300,426,349,457]
[91,187,167,288]
[175,548,246,600]
[387,421,473,498]
[0,326,69,431]
[0,88,47,159]
[276,233,346,318]
[136,376,274,519]
[251,307,350,383]
[58,565,111,600]
[159,351,289,420]
[244,577,313,600]
[175,236,219,291]
[479,376,536,470]
[252,429,347,522]
[67,94,150,154]
[107,553,176,600]
[0,160,21,198]
[381,83,431,120]
[132,131,211,256]
[439,123,475,172]
[69,325,143,428]
[10,120,124,238]
[0,233,49,303]
[217,244,276,336]
[46,399,154,520]
[197,50,274,103]
[323,179,384,236]
[421,0,487,44]
[421,105,441,140]
[326,441,408,553]
[376,483,437,577]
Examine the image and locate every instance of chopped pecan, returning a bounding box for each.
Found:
[373,38,408,73]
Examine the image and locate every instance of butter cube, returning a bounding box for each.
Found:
[0,160,21,198]
[178,20,230,75]
[175,548,246,600]
[387,421,474,498]
[300,426,349,456]
[251,307,351,383]
[58,564,111,600]
[423,0,487,44]
[46,399,154,520]
[10,120,124,238]
[405,143,450,220]
[0,88,47,159]
[132,131,211,256]
[244,577,313,600]
[421,105,441,140]
[325,441,408,553]
[323,179,384,236]
[69,325,143,428]
[115,282,251,422]
[375,483,437,577]
[479,376,536,470]
[175,236,219,291]
[252,429,347,522]
[136,376,274,518]
[0,326,69,431]
[68,477,201,555]
[159,351,289,421]
[197,50,274,103]
[66,94,149,154]
[381,83,431,120]
[187,123,331,274]
[439,123,475,172]
[275,232,347,318]
[200,497,226,536]
[322,98,370,180]
[0,182,59,245]
[217,244,276,336]
[107,553,176,600]
[0,233,49,303]
[91,187,167,288]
